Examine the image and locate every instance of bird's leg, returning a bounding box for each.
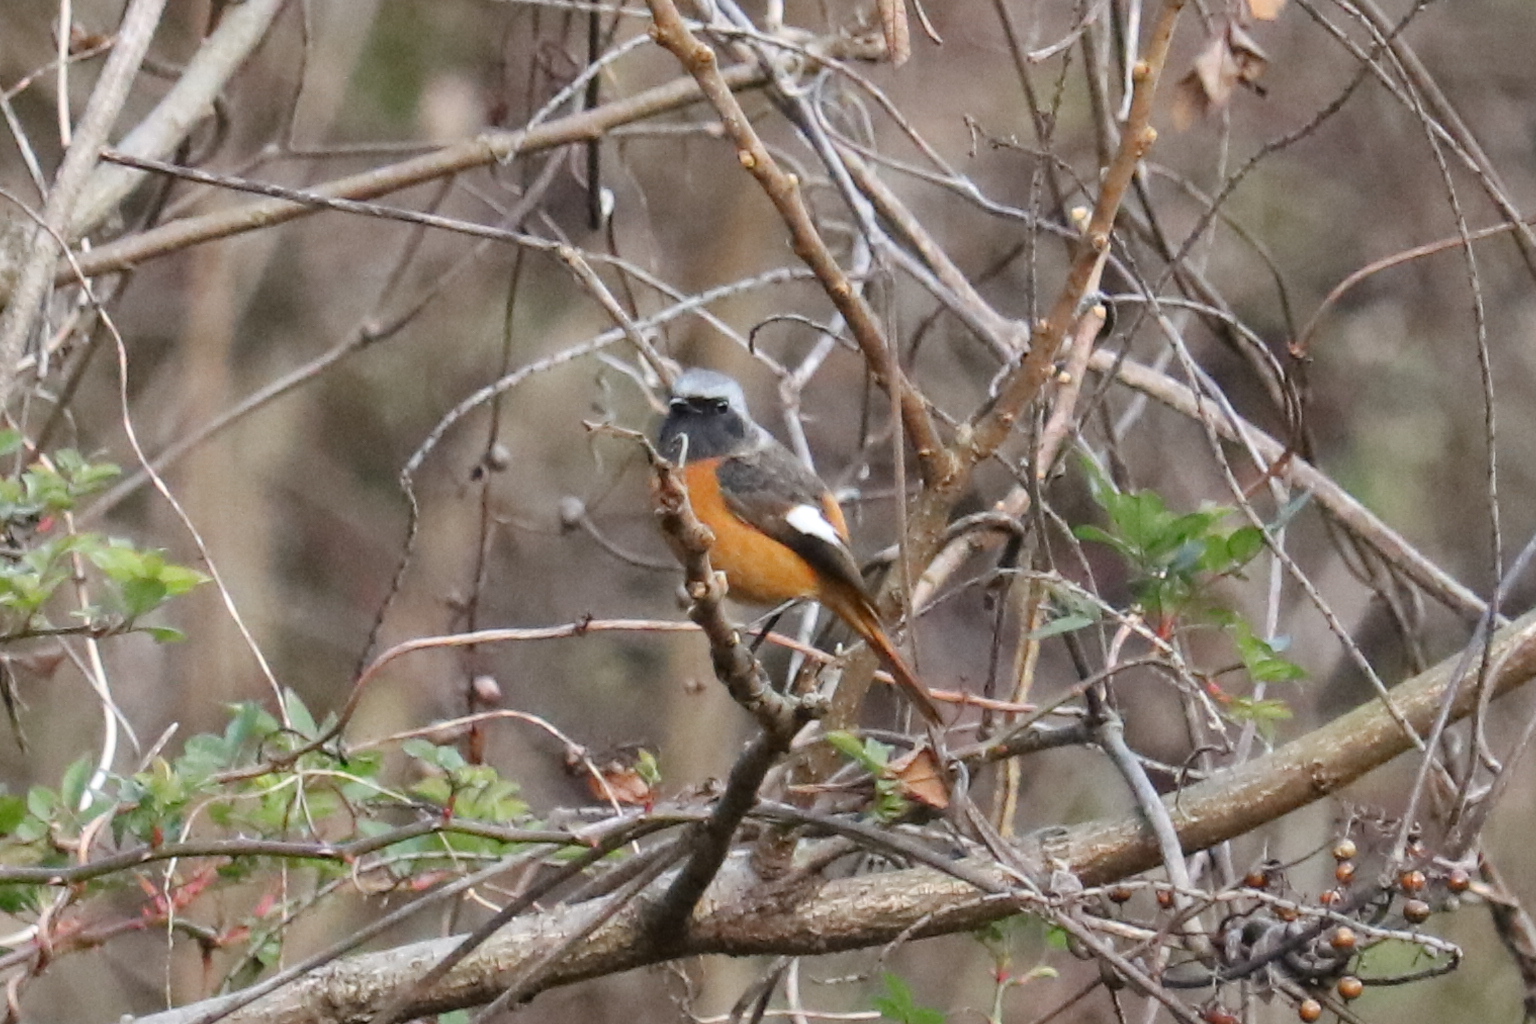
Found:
[748,602,795,655]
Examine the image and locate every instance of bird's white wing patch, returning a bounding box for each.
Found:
[785,504,846,549]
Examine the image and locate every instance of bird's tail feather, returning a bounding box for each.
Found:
[838,596,943,724]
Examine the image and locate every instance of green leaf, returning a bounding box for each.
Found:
[0,794,25,835]
[0,884,41,915]
[87,541,146,581]
[86,539,207,618]
[1227,696,1294,741]
[1072,523,1130,556]
[410,776,453,806]
[224,701,269,754]
[436,745,468,772]
[1232,623,1307,683]
[873,974,944,1024]
[825,730,869,762]
[284,690,320,739]
[404,737,465,770]
[1225,526,1266,567]
[825,731,890,773]
[1024,613,1097,641]
[141,625,188,643]
[120,576,169,618]
[636,749,661,786]
[25,785,56,821]
[1250,656,1306,683]
[59,758,94,813]
[158,563,209,596]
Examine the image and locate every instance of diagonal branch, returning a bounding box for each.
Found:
[0,0,168,410]
[641,0,951,487]
[1096,350,1489,622]
[641,435,817,941]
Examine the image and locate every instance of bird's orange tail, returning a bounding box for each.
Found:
[833,594,943,724]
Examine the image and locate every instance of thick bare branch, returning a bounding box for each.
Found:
[123,609,1536,1024]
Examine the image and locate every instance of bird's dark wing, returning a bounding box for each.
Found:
[715,444,871,600]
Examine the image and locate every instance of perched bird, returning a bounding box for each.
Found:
[656,368,942,724]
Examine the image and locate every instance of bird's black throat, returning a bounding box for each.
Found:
[658,398,751,462]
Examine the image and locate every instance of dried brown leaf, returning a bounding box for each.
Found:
[1228,23,1270,84]
[587,763,655,805]
[1171,24,1270,128]
[890,746,949,810]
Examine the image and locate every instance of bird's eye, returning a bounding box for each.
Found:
[708,398,729,413]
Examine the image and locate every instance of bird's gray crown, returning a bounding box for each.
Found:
[670,368,749,415]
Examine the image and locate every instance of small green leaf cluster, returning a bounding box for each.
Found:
[0,440,208,640]
[825,731,910,821]
[873,973,945,1024]
[1073,460,1307,726]
[396,736,531,862]
[1074,459,1266,622]
[0,693,537,918]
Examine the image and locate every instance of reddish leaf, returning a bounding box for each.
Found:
[587,764,655,806]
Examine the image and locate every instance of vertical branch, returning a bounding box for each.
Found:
[897,0,1185,572]
[965,0,1184,474]
[643,440,817,945]
[641,0,953,488]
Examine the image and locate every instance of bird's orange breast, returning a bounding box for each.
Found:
[683,458,822,606]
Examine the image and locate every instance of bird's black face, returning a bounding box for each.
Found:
[658,391,751,462]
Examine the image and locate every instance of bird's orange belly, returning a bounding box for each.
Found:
[683,459,821,605]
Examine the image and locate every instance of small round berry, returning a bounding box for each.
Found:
[1245,868,1269,889]
[1108,885,1135,903]
[1329,925,1358,952]
[1202,1006,1239,1024]
[1337,976,1364,1001]
[1447,867,1472,894]
[1404,898,1431,924]
[1156,889,1176,910]
[1335,861,1356,885]
[1400,869,1427,894]
[1332,839,1358,861]
[1319,888,1343,906]
[1298,997,1323,1022]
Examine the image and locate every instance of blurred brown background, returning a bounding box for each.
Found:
[5,0,1536,1019]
